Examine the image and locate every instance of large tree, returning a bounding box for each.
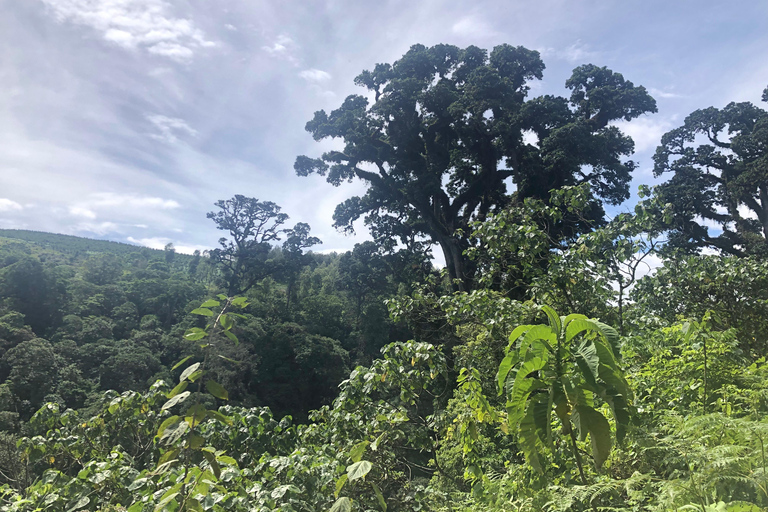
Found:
[295,43,656,290]
[207,195,320,295]
[653,85,768,256]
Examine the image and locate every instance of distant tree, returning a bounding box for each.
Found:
[280,222,321,308]
[163,243,176,264]
[208,196,320,297]
[653,84,768,256]
[296,43,656,290]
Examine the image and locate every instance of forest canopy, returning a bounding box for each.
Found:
[1,43,768,512]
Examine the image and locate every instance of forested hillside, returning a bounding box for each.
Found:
[1,44,767,512]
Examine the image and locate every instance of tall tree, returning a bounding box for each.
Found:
[208,196,320,296]
[653,85,768,256]
[295,43,656,290]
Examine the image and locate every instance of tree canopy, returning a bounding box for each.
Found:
[653,84,768,256]
[296,43,656,290]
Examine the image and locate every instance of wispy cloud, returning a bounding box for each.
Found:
[127,236,209,254]
[0,199,23,212]
[40,0,215,61]
[147,115,198,144]
[299,69,331,82]
[540,40,601,64]
[451,15,496,38]
[612,116,675,153]
[262,34,298,63]
[648,87,686,99]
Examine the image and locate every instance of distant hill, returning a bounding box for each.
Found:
[0,229,175,256]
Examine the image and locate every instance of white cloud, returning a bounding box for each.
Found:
[69,205,96,219]
[262,34,296,56]
[40,0,215,61]
[540,40,600,64]
[299,69,332,82]
[612,116,675,153]
[648,87,685,99]
[86,192,181,210]
[451,16,495,38]
[738,204,758,220]
[147,114,198,143]
[0,199,23,212]
[127,236,208,254]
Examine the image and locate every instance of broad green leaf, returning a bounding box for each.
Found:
[507,357,547,424]
[349,440,369,463]
[167,381,188,399]
[184,330,207,341]
[219,313,233,330]
[330,497,352,512]
[206,380,229,400]
[156,415,181,437]
[347,460,372,481]
[66,496,89,512]
[573,405,612,470]
[334,474,348,498]
[593,320,620,354]
[507,325,534,352]
[180,362,201,383]
[207,409,233,425]
[200,299,220,308]
[496,352,518,395]
[171,355,193,371]
[573,340,599,385]
[223,330,239,345]
[185,404,207,427]
[159,420,188,445]
[540,305,561,337]
[191,308,214,316]
[518,395,546,473]
[372,482,387,511]
[231,296,248,306]
[161,391,190,411]
[519,325,555,362]
[565,318,597,343]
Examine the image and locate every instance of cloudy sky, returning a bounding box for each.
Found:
[1,0,766,256]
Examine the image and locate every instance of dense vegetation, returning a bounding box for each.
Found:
[1,44,767,511]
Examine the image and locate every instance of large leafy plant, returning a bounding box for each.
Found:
[497,306,633,483]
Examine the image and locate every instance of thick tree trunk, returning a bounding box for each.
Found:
[437,237,470,292]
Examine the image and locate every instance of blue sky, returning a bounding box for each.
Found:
[0,0,766,256]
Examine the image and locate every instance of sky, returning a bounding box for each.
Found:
[0,0,766,257]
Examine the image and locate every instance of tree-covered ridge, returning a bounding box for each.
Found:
[1,44,768,512]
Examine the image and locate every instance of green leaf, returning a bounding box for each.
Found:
[180,362,201,383]
[66,496,89,512]
[207,409,233,425]
[161,391,190,411]
[219,314,233,330]
[349,440,369,463]
[573,340,600,386]
[167,381,188,399]
[507,325,534,352]
[372,482,387,511]
[185,404,208,427]
[573,405,612,470]
[156,415,180,437]
[200,299,220,308]
[231,296,248,306]
[184,330,207,341]
[171,355,193,371]
[191,308,214,316]
[330,497,352,512]
[223,330,239,345]
[496,352,518,396]
[217,354,240,363]
[206,380,229,400]
[334,474,348,498]
[159,420,189,445]
[347,460,372,481]
[540,305,561,337]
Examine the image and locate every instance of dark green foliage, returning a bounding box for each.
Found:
[296,43,655,290]
[653,84,768,256]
